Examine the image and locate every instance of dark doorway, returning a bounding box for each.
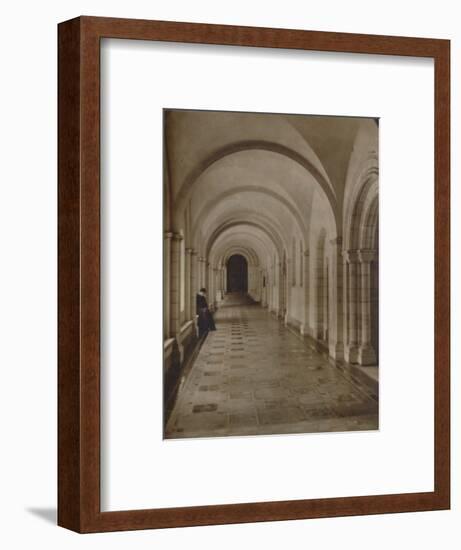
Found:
[227,254,248,292]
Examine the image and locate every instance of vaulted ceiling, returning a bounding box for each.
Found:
[164,109,377,270]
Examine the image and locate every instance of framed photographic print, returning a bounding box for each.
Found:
[58,16,450,532]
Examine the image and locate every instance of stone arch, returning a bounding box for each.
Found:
[210,230,276,265]
[213,242,267,302]
[174,140,339,233]
[348,176,379,251]
[343,154,379,251]
[343,157,379,366]
[360,192,379,250]
[205,219,284,260]
[220,246,259,268]
[191,185,309,245]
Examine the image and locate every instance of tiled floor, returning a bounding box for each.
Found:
[165,293,378,439]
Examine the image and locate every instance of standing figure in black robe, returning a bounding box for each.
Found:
[196,288,216,338]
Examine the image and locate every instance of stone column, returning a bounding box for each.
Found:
[198,257,206,290]
[328,237,344,361]
[314,248,324,340]
[343,249,360,363]
[208,264,214,306]
[185,248,193,320]
[358,249,377,365]
[220,267,225,300]
[170,232,183,337]
[248,265,254,298]
[189,249,198,320]
[255,268,260,301]
[301,249,310,336]
[197,257,202,289]
[285,259,293,324]
[216,267,222,301]
[163,232,173,339]
[212,267,219,306]
[323,259,329,341]
[205,260,210,294]
[278,262,284,318]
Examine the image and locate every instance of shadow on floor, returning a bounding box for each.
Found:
[26,507,57,525]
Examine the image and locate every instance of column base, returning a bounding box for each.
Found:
[344,344,359,364]
[358,344,377,366]
[313,327,323,341]
[329,341,344,361]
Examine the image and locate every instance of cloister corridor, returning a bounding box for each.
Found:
[166,293,378,438]
[163,109,379,438]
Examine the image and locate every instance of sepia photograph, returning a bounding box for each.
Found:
[163,108,379,439]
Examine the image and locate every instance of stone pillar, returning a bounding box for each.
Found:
[220,267,225,300]
[212,267,219,305]
[170,232,183,337]
[198,257,206,290]
[323,259,329,341]
[278,262,284,319]
[197,257,202,289]
[358,249,377,365]
[343,249,360,363]
[206,263,211,302]
[285,259,292,324]
[185,248,193,320]
[313,247,324,340]
[248,265,255,299]
[216,267,222,301]
[163,232,173,339]
[205,260,210,294]
[301,248,310,336]
[189,249,198,319]
[328,237,344,361]
[210,266,216,306]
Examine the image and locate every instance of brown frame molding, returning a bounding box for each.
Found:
[58,16,450,533]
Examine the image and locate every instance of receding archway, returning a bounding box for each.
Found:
[226,254,248,292]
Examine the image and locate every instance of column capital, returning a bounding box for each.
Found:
[198,256,207,263]
[185,247,196,255]
[303,248,310,257]
[330,236,343,246]
[343,249,360,263]
[358,248,377,263]
[172,232,184,242]
[164,231,174,240]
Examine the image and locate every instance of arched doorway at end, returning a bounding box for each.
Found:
[226,254,248,292]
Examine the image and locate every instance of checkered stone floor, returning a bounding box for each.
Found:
[165,293,378,439]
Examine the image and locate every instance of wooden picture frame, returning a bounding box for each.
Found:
[58,16,450,533]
